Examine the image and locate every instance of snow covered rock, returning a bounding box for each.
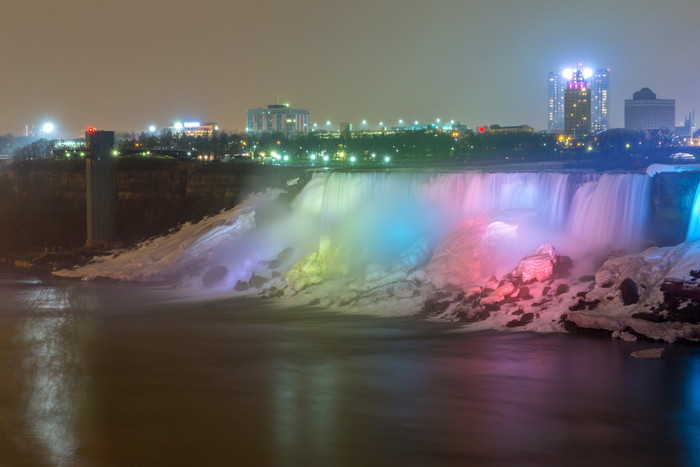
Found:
[285,233,348,291]
[511,242,557,283]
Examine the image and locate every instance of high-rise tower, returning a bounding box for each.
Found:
[549,65,609,133]
[564,69,591,137]
[591,68,610,132]
[547,72,566,132]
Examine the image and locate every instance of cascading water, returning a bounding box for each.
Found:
[687,182,700,242]
[292,171,652,267]
[55,169,655,290]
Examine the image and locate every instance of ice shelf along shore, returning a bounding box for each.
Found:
[54,165,700,342]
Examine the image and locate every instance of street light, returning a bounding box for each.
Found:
[148,125,157,133]
[42,122,55,134]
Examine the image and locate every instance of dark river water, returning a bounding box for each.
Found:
[1,269,700,466]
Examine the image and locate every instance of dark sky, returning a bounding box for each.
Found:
[1,0,698,138]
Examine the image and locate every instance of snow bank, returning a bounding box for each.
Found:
[53,190,281,282]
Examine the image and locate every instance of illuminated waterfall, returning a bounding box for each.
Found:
[292,171,652,261]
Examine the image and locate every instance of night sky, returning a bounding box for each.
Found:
[1,0,698,138]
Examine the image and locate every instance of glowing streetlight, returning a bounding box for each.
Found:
[436,118,441,123]
[326,120,331,126]
[148,125,157,132]
[384,156,391,162]
[398,119,404,124]
[414,120,419,125]
[42,122,55,134]
[174,122,183,130]
[350,156,356,162]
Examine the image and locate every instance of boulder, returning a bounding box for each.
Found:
[511,242,557,283]
[631,348,664,359]
[481,282,515,306]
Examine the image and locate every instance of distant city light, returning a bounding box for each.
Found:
[379,121,383,126]
[183,121,200,128]
[42,122,54,133]
[87,127,95,133]
[174,122,183,130]
[478,126,486,133]
[583,68,593,79]
[310,154,317,160]
[323,155,329,161]
[436,118,441,123]
[283,155,289,161]
[326,120,331,126]
[562,68,574,80]
[350,156,356,162]
[148,125,157,132]
[399,119,403,124]
[384,156,390,162]
[362,120,367,125]
[414,120,419,125]
[371,153,376,158]
[450,120,455,124]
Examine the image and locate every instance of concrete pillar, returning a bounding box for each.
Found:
[85,130,115,249]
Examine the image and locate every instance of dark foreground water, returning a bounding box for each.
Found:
[1,269,700,466]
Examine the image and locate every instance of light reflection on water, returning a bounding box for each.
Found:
[15,282,95,467]
[1,269,700,466]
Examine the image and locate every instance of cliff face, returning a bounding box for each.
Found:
[0,159,308,252]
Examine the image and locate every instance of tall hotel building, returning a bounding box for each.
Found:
[564,69,591,137]
[246,104,310,136]
[549,67,609,133]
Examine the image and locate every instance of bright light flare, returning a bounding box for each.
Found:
[42,122,55,133]
[562,68,573,80]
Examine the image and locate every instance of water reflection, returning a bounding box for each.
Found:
[1,271,700,466]
[16,283,94,466]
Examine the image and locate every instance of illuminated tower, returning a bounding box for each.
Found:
[591,68,610,132]
[564,69,591,137]
[547,72,566,132]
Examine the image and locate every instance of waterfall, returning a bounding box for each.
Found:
[293,170,652,260]
[687,182,700,242]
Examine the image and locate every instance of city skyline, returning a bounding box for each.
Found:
[1,0,698,138]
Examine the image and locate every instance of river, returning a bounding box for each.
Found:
[1,268,699,466]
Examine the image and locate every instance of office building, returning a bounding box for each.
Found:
[564,69,591,137]
[624,88,675,132]
[549,67,609,133]
[548,72,566,132]
[591,69,610,132]
[246,104,310,136]
[168,122,220,137]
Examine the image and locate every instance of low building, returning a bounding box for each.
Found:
[486,124,535,135]
[168,122,220,137]
[625,88,675,133]
[246,104,310,136]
